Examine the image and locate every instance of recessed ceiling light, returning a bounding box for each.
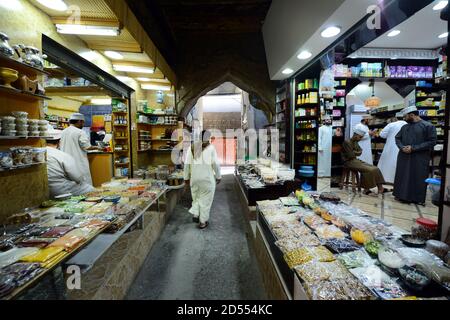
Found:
[104,51,123,60]
[282,68,294,75]
[56,24,120,36]
[116,76,132,82]
[137,77,152,82]
[90,98,112,105]
[439,32,449,38]
[113,65,154,74]
[433,1,448,10]
[387,30,401,37]
[321,26,341,38]
[297,51,312,60]
[36,0,67,11]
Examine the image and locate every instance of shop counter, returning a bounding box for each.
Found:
[88,152,113,187]
[235,172,298,206]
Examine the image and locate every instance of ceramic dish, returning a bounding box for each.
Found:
[399,265,431,292]
[104,195,121,204]
[401,235,426,248]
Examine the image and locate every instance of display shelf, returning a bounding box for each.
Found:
[112,111,128,115]
[114,162,130,167]
[296,88,319,94]
[113,124,128,127]
[45,86,109,97]
[114,137,128,140]
[0,162,45,172]
[296,103,320,107]
[0,55,49,76]
[138,149,151,152]
[0,85,51,102]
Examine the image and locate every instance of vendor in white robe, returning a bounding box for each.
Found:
[318,116,333,177]
[354,115,374,165]
[60,113,101,185]
[377,112,407,184]
[46,130,94,198]
[184,130,222,229]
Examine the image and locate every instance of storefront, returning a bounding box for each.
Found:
[0,0,183,300]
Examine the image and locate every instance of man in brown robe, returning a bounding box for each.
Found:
[342,129,386,195]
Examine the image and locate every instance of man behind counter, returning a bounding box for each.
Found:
[46,129,94,198]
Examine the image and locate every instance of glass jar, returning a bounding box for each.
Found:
[156,165,169,180]
[411,218,438,240]
[22,46,46,69]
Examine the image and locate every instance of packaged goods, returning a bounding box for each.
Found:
[425,240,449,260]
[325,238,360,254]
[276,234,321,253]
[314,224,347,240]
[304,277,373,300]
[295,260,351,282]
[337,249,375,269]
[284,246,334,269]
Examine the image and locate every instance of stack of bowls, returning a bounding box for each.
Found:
[298,166,315,177]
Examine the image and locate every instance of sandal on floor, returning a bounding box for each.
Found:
[192,216,199,223]
[364,190,373,196]
[198,221,209,229]
[381,189,392,194]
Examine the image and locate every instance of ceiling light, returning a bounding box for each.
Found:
[439,32,449,38]
[56,24,120,36]
[116,76,132,82]
[80,51,98,60]
[137,77,152,82]
[321,26,341,38]
[0,0,23,10]
[113,65,154,74]
[282,68,294,75]
[104,51,123,60]
[141,84,171,91]
[297,51,312,60]
[387,30,401,37]
[90,98,112,105]
[433,1,448,10]
[36,0,67,11]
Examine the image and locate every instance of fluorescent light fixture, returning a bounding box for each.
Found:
[321,26,341,38]
[116,76,132,82]
[297,51,312,60]
[433,1,448,10]
[56,24,120,36]
[282,68,294,75]
[113,65,154,74]
[137,77,152,82]
[141,84,171,91]
[387,30,401,37]
[439,32,449,38]
[90,98,112,105]
[80,51,98,60]
[36,0,67,11]
[104,51,123,60]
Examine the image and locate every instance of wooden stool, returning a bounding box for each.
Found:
[340,167,362,193]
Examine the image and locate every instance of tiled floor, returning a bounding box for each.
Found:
[317,178,439,232]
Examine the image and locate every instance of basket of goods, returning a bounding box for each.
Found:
[319,192,341,203]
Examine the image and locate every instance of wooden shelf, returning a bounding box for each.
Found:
[113,124,128,127]
[112,111,128,115]
[138,149,151,152]
[295,116,319,120]
[114,163,130,167]
[114,137,128,140]
[0,55,49,76]
[296,103,319,107]
[137,123,178,126]
[0,85,51,101]
[44,67,78,78]
[45,86,109,97]
[0,136,52,140]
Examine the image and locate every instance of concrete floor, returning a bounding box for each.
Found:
[126,174,267,300]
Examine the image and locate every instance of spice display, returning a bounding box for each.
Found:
[378,247,406,270]
[272,224,312,239]
[0,263,42,298]
[284,246,335,269]
[351,228,373,245]
[0,247,39,268]
[314,224,347,240]
[295,260,351,282]
[303,214,327,230]
[325,238,360,253]
[337,249,375,269]
[319,192,341,203]
[364,240,382,257]
[350,265,408,299]
[276,234,321,253]
[411,218,438,240]
[304,277,373,300]
[398,266,431,291]
[401,235,426,248]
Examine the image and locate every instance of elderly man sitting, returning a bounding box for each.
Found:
[341,128,387,195]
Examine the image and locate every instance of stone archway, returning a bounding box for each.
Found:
[177,72,274,123]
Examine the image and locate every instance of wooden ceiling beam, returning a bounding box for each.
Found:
[51,17,120,27]
[86,40,142,53]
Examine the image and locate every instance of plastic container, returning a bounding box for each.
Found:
[425,240,449,260]
[38,125,48,131]
[12,111,28,119]
[28,126,39,132]
[412,218,438,240]
[29,131,40,137]
[1,130,16,136]
[32,148,46,163]
[28,119,39,125]
[398,266,431,292]
[14,118,27,125]
[1,116,15,124]
[298,169,315,177]
[2,123,15,130]
[39,131,49,137]
[37,120,48,126]
[0,151,13,168]
[16,131,28,137]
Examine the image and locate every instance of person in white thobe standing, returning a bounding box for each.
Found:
[60,113,100,185]
[318,116,333,177]
[354,115,373,165]
[184,130,222,229]
[46,129,94,198]
[377,112,407,184]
